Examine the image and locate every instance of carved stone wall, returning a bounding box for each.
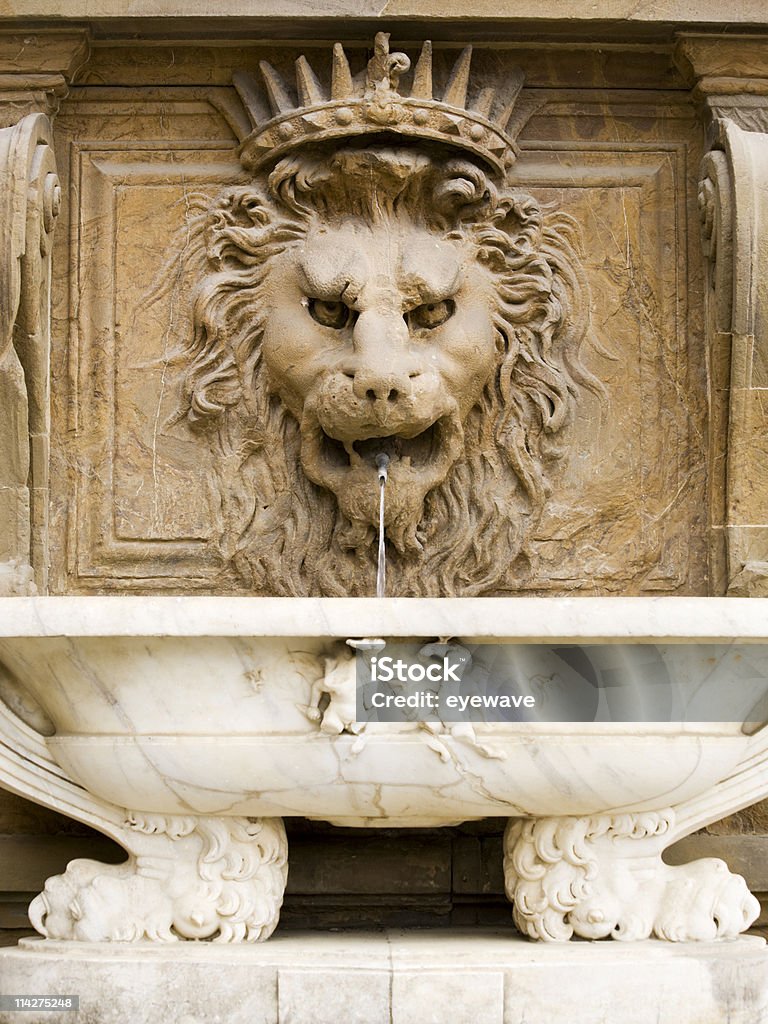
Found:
[39,39,710,597]
[4,21,768,944]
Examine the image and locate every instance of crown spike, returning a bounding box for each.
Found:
[495,69,525,131]
[259,61,294,116]
[232,70,271,128]
[411,40,433,100]
[442,46,472,108]
[497,99,517,133]
[296,55,325,107]
[473,86,496,119]
[331,42,353,99]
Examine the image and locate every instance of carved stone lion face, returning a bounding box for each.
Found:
[183,146,596,595]
[260,218,498,550]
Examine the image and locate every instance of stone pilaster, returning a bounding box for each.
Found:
[0,31,88,593]
[678,34,768,594]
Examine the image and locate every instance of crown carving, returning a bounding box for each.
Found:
[235,33,524,178]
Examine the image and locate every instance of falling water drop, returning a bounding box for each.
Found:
[375,453,389,598]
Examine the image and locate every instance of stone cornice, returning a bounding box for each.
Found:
[0,29,89,122]
[675,32,768,134]
[0,30,89,74]
[2,0,768,24]
[676,32,768,81]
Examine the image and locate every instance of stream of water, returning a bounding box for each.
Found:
[376,454,389,598]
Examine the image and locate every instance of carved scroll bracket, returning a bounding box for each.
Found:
[0,683,288,942]
[697,115,768,594]
[503,720,768,942]
[674,34,768,591]
[0,113,60,594]
[504,811,759,942]
[0,33,88,592]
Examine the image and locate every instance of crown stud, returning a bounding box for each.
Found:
[234,32,524,178]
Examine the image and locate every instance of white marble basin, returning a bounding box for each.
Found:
[0,596,766,827]
[2,596,767,945]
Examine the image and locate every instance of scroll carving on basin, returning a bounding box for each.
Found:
[183,32,599,596]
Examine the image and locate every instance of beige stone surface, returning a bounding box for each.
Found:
[279,967,391,1024]
[0,932,766,1024]
[0,32,88,76]
[72,42,687,91]
[392,969,504,1024]
[46,37,707,596]
[0,113,59,594]
[676,32,768,82]
[0,32,86,125]
[2,0,768,23]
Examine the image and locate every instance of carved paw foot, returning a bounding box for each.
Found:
[652,858,760,941]
[29,814,287,943]
[503,813,759,942]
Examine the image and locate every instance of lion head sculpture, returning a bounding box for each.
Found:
[182,38,598,596]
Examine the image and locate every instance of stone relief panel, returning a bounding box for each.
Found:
[65,147,242,586]
[48,39,707,596]
[508,146,696,592]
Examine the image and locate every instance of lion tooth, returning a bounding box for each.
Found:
[344,441,361,465]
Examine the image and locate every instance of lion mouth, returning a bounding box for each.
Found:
[300,407,465,551]
[320,419,447,473]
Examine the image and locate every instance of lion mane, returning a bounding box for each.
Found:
[182,145,598,596]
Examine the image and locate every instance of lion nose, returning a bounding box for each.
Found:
[344,311,421,404]
[351,371,405,404]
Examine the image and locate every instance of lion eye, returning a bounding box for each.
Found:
[407,299,455,331]
[307,298,352,330]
